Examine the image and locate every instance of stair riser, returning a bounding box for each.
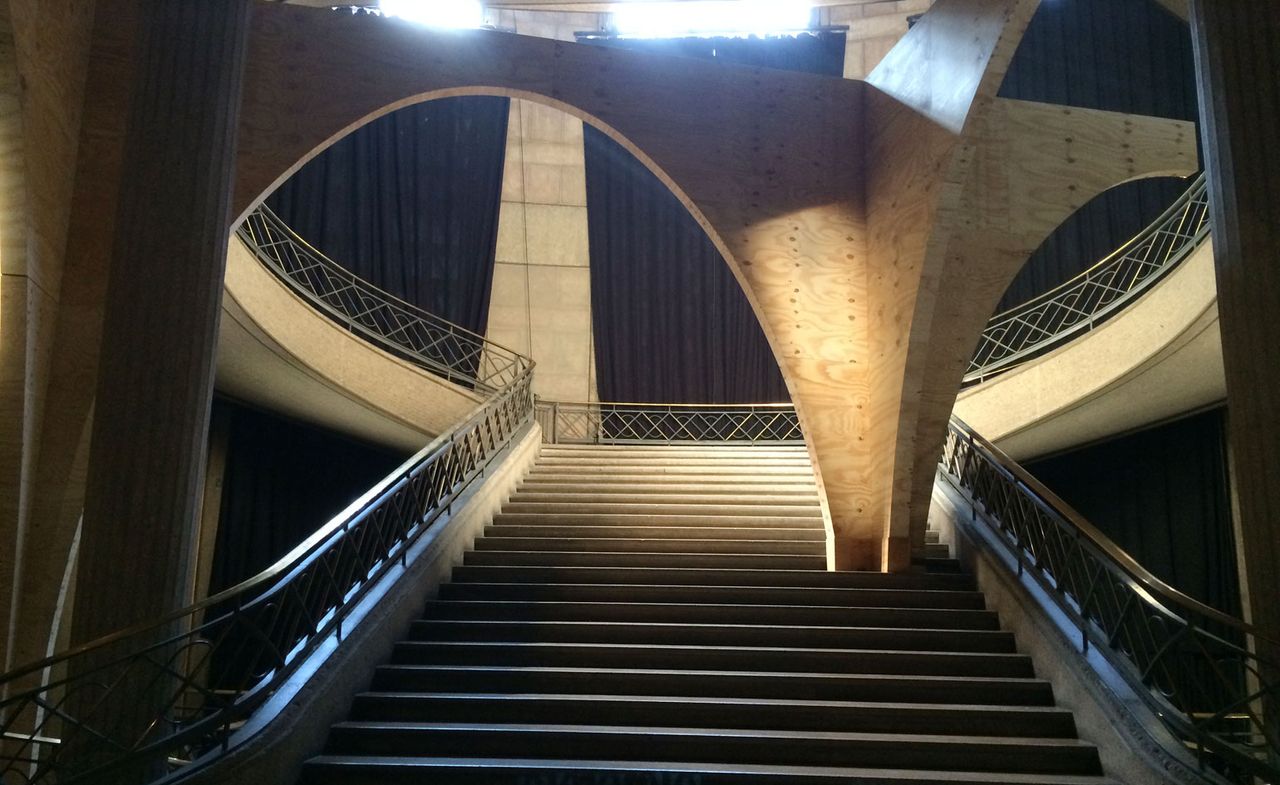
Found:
[472,539,826,556]
[462,552,828,569]
[421,601,1001,630]
[510,492,822,506]
[406,622,1017,653]
[500,503,824,517]
[484,525,827,541]
[323,728,1101,776]
[390,643,1036,678]
[492,513,825,528]
[440,583,985,610]
[348,695,1078,738]
[448,566,975,591]
[519,481,820,495]
[369,667,1057,706]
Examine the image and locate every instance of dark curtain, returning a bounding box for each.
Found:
[1024,408,1240,616]
[207,398,408,594]
[996,0,1200,310]
[265,96,510,335]
[581,33,843,403]
[584,126,789,405]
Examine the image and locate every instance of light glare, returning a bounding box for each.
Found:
[377,0,483,29]
[614,1,812,39]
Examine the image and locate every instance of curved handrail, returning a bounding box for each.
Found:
[536,400,802,445]
[236,205,528,395]
[940,415,1278,783]
[0,212,537,785]
[966,173,1211,383]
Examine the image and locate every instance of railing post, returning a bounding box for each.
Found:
[551,402,559,444]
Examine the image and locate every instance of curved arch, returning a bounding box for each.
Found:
[236,7,875,560]
[234,1,1195,571]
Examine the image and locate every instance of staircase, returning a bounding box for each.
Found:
[301,444,1112,784]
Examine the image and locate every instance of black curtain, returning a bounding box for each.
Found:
[996,0,1200,310]
[1023,408,1240,616]
[580,33,842,404]
[584,127,789,404]
[265,96,510,335]
[207,398,408,594]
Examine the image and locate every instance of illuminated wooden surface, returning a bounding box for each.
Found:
[235,0,1196,570]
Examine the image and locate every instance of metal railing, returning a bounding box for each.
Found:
[537,400,802,445]
[966,174,1211,383]
[236,205,529,395]
[0,369,535,785]
[0,207,538,785]
[939,416,1278,783]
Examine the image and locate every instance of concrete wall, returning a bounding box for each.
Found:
[483,10,600,404]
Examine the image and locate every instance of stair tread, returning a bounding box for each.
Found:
[355,692,1071,715]
[331,722,1093,749]
[374,664,1046,682]
[398,640,1027,658]
[306,756,1112,784]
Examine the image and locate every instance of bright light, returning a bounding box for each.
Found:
[613,1,812,39]
[377,0,484,29]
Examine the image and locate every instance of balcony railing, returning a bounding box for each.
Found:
[940,416,1278,784]
[966,174,1211,383]
[236,205,529,395]
[0,209,537,785]
[536,400,802,445]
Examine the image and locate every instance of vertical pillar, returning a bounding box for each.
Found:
[1188,0,1280,752]
[71,0,251,644]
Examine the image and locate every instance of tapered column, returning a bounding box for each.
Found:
[1188,0,1280,750]
[71,0,251,644]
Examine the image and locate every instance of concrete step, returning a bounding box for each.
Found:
[540,445,810,455]
[525,465,815,478]
[926,531,941,544]
[420,600,1001,630]
[321,723,1101,776]
[439,581,986,610]
[484,524,826,540]
[368,665,1057,706]
[462,550,827,570]
[509,490,822,506]
[389,641,1037,678]
[926,543,950,559]
[491,512,824,527]
[518,480,820,495]
[536,455,815,467]
[473,537,826,556]
[348,693,1078,738]
[446,565,977,592]
[405,620,1017,653]
[302,756,1116,784]
[500,501,824,517]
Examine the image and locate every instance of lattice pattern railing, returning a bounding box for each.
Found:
[537,401,802,445]
[939,417,1279,783]
[0,369,534,785]
[236,206,528,394]
[967,174,1210,383]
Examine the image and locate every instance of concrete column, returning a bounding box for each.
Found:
[484,10,600,404]
[1188,0,1280,747]
[71,0,251,645]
